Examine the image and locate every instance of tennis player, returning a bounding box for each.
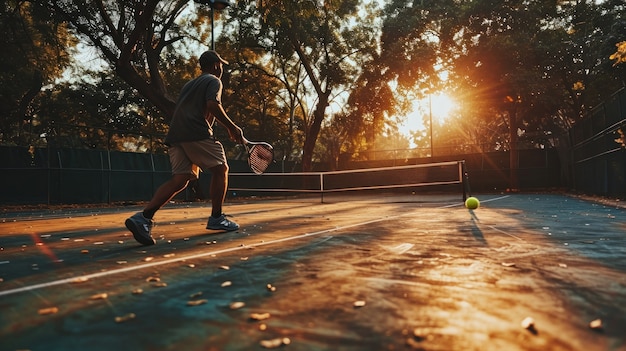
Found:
[125,50,244,246]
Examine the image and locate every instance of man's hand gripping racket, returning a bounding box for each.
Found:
[243,137,274,174]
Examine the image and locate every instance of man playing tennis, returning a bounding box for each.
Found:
[125,50,245,246]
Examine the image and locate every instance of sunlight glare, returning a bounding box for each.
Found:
[430,93,457,122]
[400,92,458,136]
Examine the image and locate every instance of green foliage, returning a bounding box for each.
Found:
[4,0,625,167]
[32,72,168,152]
[40,0,203,119]
[224,0,380,170]
[0,0,74,146]
[356,0,626,155]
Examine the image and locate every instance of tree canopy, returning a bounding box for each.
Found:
[0,0,75,146]
[2,0,625,172]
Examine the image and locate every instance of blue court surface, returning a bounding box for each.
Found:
[1,193,625,351]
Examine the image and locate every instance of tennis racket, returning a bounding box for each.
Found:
[243,138,274,174]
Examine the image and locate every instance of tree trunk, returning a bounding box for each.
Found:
[115,62,176,120]
[301,93,329,171]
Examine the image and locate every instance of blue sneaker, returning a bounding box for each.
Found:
[125,212,156,246]
[206,214,239,231]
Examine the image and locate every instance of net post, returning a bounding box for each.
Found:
[320,172,324,203]
[460,160,468,202]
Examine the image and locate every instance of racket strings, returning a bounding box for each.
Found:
[248,145,273,174]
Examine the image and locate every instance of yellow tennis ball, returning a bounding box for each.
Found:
[465,196,480,209]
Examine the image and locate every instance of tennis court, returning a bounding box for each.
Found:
[1,188,625,351]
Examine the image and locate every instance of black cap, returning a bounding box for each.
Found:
[199,50,229,69]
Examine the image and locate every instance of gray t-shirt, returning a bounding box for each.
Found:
[164,73,222,145]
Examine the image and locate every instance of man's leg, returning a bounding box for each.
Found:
[143,173,192,219]
[126,144,195,245]
[209,163,228,218]
[206,163,239,231]
[125,173,191,246]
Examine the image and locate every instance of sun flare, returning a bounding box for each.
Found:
[430,93,457,121]
[400,92,458,136]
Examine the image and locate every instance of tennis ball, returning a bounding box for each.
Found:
[465,196,480,209]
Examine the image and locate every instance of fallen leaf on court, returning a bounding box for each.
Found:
[559,263,568,268]
[220,265,230,270]
[72,277,89,283]
[143,257,154,262]
[190,291,203,298]
[407,330,434,348]
[230,301,245,310]
[187,299,208,306]
[250,312,271,321]
[116,261,127,265]
[501,262,516,267]
[260,337,291,349]
[152,282,167,287]
[114,313,136,323]
[406,337,422,348]
[354,300,366,307]
[90,293,108,300]
[240,257,249,261]
[80,249,89,254]
[412,328,433,341]
[521,317,535,330]
[145,276,160,282]
[132,289,143,295]
[221,281,232,287]
[163,253,175,258]
[38,307,59,315]
[589,319,603,330]
[187,264,196,268]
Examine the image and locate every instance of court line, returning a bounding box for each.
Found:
[486,225,524,241]
[0,195,510,298]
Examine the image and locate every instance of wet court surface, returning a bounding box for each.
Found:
[0,193,625,351]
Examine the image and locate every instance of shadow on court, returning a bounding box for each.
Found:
[0,193,625,351]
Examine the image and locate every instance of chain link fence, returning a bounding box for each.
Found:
[5,92,626,206]
[569,87,626,198]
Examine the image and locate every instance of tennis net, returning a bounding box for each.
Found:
[229,160,469,203]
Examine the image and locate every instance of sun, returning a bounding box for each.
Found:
[399,92,458,136]
[429,93,457,122]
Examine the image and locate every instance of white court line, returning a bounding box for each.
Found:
[0,195,510,298]
[486,225,524,241]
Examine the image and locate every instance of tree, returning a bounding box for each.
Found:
[0,0,74,146]
[33,71,168,152]
[610,41,626,66]
[40,0,215,120]
[233,0,380,171]
[360,0,625,187]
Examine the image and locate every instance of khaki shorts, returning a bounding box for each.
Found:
[168,139,228,179]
